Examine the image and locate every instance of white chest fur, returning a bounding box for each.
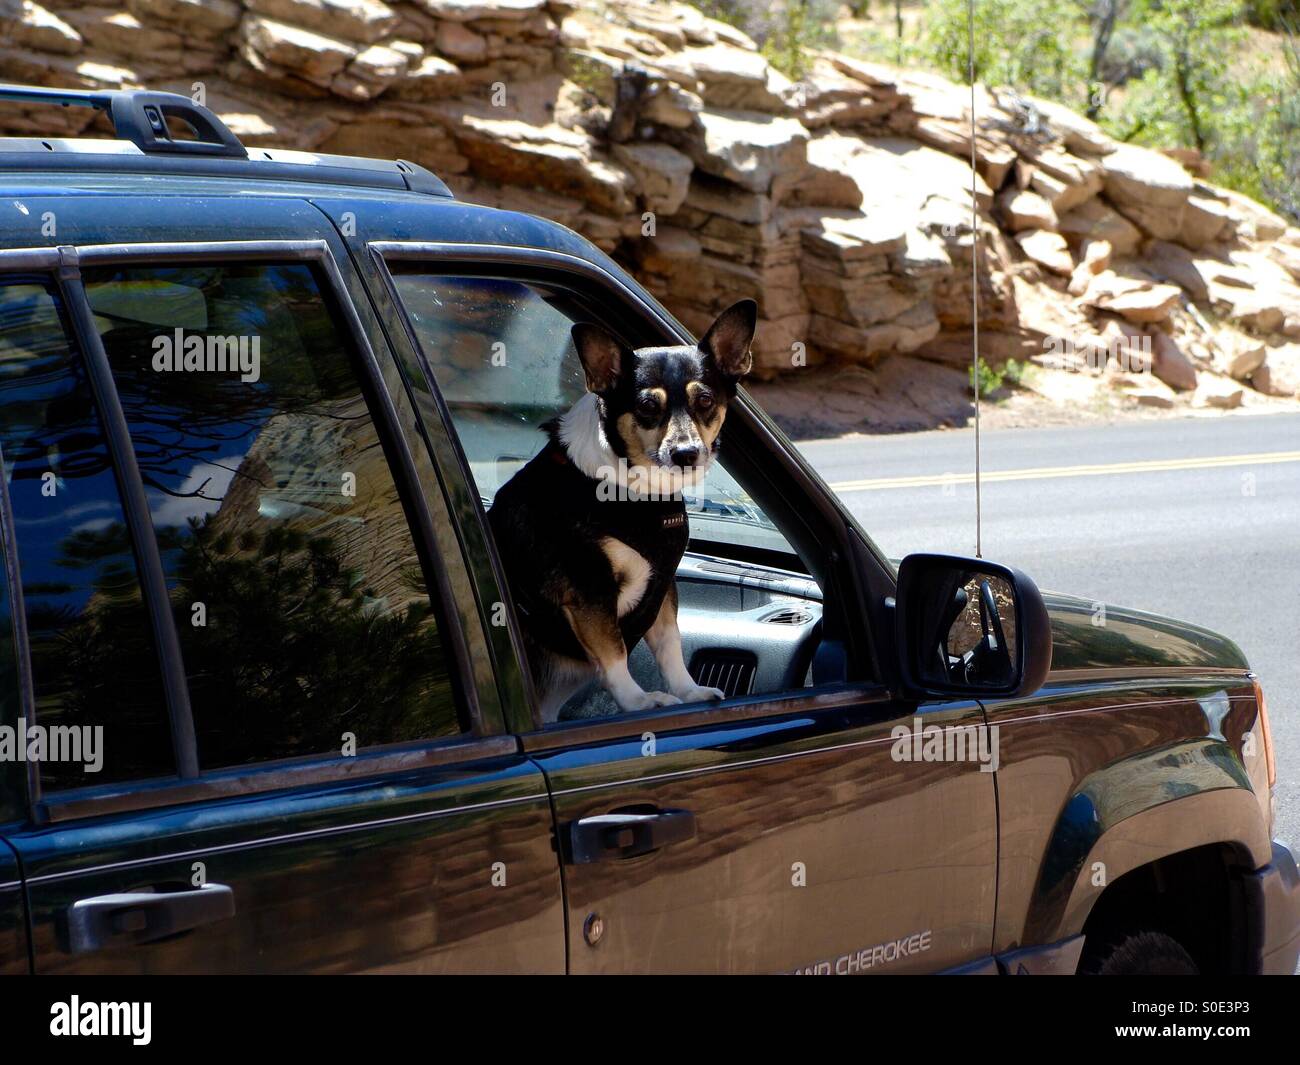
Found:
[600,536,652,617]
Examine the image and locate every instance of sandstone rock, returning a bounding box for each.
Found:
[62,8,186,55]
[1022,145,1103,213]
[852,136,993,221]
[619,4,686,49]
[800,211,908,261]
[1102,142,1194,240]
[640,78,702,129]
[663,1,714,45]
[1271,240,1300,284]
[437,20,488,62]
[637,223,700,267]
[1151,330,1197,390]
[657,44,789,112]
[1219,186,1288,241]
[682,174,771,224]
[998,188,1056,232]
[128,0,241,35]
[1067,238,1111,296]
[243,0,398,43]
[1092,315,1154,374]
[6,0,1299,395]
[1214,332,1267,380]
[703,16,756,50]
[448,111,633,214]
[1142,240,1212,302]
[1015,229,1072,276]
[912,119,1016,189]
[1180,193,1231,249]
[241,15,358,88]
[1127,383,1176,408]
[1251,344,1300,397]
[1192,377,1244,409]
[689,109,808,194]
[320,115,466,169]
[413,0,544,20]
[0,0,82,54]
[778,131,863,210]
[1022,93,1115,155]
[1102,141,1195,208]
[1082,272,1182,324]
[392,54,464,98]
[332,42,409,99]
[1057,197,1142,255]
[1202,250,1300,335]
[613,141,692,214]
[890,229,951,279]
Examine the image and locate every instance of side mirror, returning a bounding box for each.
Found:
[894,553,1052,700]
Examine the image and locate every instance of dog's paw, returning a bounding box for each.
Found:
[622,690,682,711]
[675,684,726,704]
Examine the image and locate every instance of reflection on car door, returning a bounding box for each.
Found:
[526,689,997,974]
[0,244,563,974]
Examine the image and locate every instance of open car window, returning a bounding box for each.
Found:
[393,273,797,559]
[392,270,839,723]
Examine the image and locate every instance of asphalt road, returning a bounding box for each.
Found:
[794,412,1300,847]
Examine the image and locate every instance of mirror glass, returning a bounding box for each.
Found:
[912,566,1019,691]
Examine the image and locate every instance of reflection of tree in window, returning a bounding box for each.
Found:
[83,264,461,768]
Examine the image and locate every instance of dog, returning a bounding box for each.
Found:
[488,299,756,723]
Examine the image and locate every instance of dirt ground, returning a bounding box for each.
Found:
[747,355,1300,440]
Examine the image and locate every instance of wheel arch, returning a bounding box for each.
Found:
[1021,777,1270,971]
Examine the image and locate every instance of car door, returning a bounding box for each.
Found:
[358,235,1000,974]
[0,226,563,974]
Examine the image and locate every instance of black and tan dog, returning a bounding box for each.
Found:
[489,300,756,723]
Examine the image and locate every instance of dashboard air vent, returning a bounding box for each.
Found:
[762,607,814,625]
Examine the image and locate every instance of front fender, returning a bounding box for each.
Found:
[1024,741,1269,945]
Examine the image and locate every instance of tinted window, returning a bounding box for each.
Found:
[83,262,461,769]
[0,282,173,790]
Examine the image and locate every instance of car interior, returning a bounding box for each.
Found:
[391,269,850,722]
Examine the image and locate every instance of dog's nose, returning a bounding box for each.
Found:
[671,446,701,468]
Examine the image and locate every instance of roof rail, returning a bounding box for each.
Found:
[0,84,247,159]
[0,83,454,198]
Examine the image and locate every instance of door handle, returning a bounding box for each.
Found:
[567,809,696,864]
[66,883,236,954]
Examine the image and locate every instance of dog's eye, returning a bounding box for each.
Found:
[636,396,660,418]
[696,391,715,413]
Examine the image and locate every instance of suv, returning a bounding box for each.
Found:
[0,87,1294,976]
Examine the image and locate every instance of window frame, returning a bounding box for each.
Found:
[368,241,895,743]
[0,241,502,825]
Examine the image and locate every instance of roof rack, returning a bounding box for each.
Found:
[0,84,453,198]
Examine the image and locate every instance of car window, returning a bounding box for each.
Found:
[391,270,832,723]
[391,273,795,556]
[0,281,174,791]
[82,261,463,769]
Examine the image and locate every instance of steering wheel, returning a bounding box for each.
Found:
[965,579,1013,686]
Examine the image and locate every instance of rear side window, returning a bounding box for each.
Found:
[0,282,173,790]
[82,262,462,769]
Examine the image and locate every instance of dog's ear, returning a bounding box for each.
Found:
[700,299,756,379]
[571,322,626,394]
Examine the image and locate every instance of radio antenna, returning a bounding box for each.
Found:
[967,0,983,558]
